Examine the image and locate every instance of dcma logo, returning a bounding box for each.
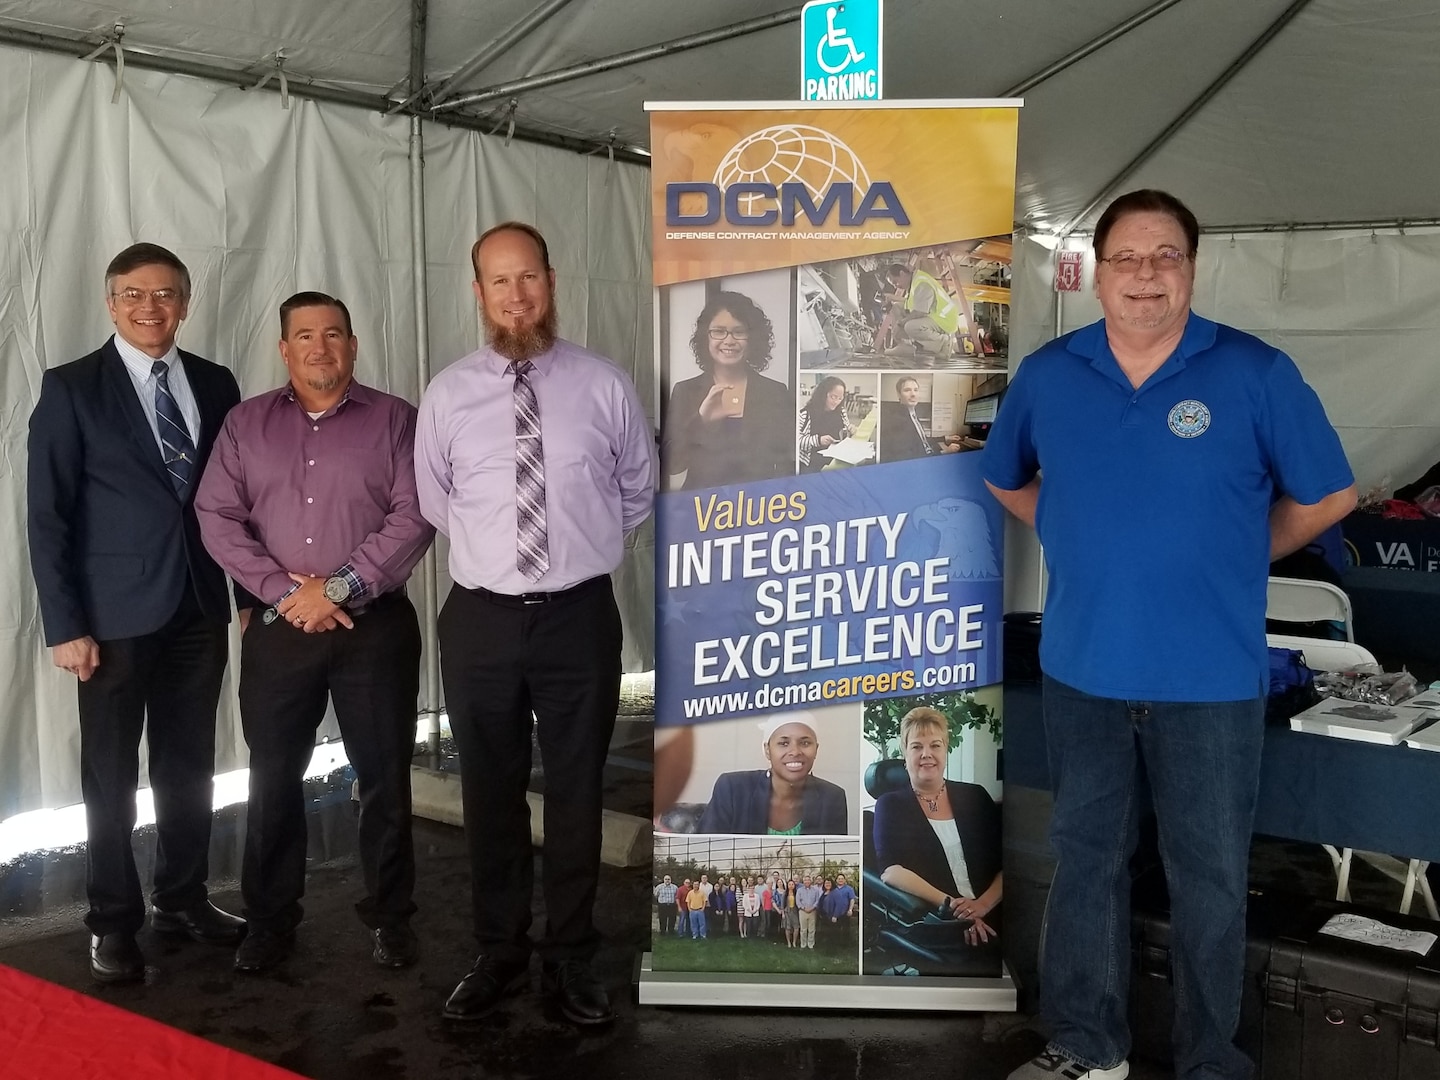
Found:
[665,181,909,227]
[666,124,910,229]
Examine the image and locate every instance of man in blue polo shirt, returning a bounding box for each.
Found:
[986,190,1355,1080]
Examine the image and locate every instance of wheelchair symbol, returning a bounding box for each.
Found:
[816,5,865,74]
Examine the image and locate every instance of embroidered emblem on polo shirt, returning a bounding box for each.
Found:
[1167,399,1211,438]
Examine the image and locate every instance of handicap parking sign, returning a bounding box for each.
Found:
[801,0,882,101]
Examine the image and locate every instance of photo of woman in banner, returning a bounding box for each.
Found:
[868,706,1002,975]
[796,373,878,473]
[663,290,795,490]
[697,714,849,836]
[797,376,852,473]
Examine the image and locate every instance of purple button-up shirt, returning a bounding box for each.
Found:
[195,380,434,605]
[415,339,656,594]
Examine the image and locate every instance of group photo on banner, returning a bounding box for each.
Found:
[647,101,1020,995]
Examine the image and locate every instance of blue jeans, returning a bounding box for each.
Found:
[1040,677,1263,1080]
[689,909,708,939]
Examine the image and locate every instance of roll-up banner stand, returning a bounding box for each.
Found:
[639,98,1022,1010]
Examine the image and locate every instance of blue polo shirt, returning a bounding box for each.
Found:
[983,314,1352,702]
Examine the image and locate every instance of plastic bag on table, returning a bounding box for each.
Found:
[1415,485,1440,517]
[1313,667,1380,699]
[1313,667,1419,706]
[1354,669,1420,705]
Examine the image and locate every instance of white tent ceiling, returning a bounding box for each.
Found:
[2,0,1438,232]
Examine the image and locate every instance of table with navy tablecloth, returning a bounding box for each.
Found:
[1004,680,1440,864]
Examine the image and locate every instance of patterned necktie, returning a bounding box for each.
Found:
[152,360,197,496]
[910,408,935,455]
[511,360,549,581]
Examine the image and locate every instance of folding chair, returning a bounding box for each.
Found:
[1266,576,1355,641]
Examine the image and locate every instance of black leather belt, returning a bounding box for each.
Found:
[348,589,406,616]
[466,575,608,607]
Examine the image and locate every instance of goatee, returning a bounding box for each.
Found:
[486,302,559,363]
[306,371,342,392]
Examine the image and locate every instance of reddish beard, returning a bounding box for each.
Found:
[484,300,559,362]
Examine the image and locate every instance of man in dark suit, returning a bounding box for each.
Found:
[27,243,247,984]
[878,375,962,462]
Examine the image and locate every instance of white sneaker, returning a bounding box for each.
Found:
[1006,1051,1129,1080]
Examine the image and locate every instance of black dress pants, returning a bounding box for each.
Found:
[78,589,228,936]
[237,593,421,934]
[438,576,622,965]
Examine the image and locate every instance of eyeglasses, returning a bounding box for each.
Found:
[707,327,749,341]
[111,287,185,306]
[1098,250,1190,274]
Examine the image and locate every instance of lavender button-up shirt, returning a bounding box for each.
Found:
[415,339,656,594]
[195,381,434,605]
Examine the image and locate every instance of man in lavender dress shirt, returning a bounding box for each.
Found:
[415,222,656,1026]
[195,292,434,974]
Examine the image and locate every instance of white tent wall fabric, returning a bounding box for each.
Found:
[0,47,652,817]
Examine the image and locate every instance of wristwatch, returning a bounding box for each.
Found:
[323,575,352,605]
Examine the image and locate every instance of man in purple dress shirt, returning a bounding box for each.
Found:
[415,222,656,1027]
[195,292,434,974]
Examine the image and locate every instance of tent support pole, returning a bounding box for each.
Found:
[1062,218,1440,241]
[408,113,442,755]
[1058,0,1316,237]
[403,0,441,754]
[406,0,427,100]
[1198,217,1440,235]
[432,8,803,114]
[409,0,579,113]
[1001,0,1186,97]
[1054,271,1065,341]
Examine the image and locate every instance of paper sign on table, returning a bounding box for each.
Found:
[1319,912,1438,955]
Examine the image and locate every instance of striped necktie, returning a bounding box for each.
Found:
[510,359,549,581]
[152,360,197,496]
[910,408,935,455]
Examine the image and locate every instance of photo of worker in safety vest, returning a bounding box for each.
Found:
[796,241,1012,372]
[883,263,964,358]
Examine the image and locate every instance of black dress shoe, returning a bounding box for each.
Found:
[151,900,246,946]
[541,958,614,1026]
[233,928,295,973]
[90,933,145,984]
[372,923,419,968]
[441,955,528,1021]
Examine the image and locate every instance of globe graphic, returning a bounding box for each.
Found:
[713,125,871,217]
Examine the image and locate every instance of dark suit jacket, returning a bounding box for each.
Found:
[878,401,940,463]
[872,781,1001,902]
[27,340,242,645]
[663,372,795,489]
[698,769,849,835]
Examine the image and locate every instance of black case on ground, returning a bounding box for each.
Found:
[1131,885,1440,1080]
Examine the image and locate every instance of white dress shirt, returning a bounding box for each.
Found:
[113,333,202,452]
